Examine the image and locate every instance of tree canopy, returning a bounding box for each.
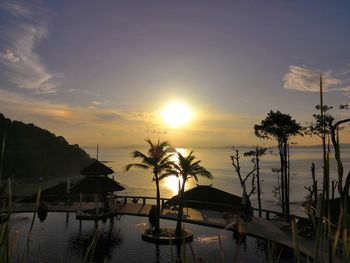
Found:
[0,113,91,180]
[306,105,334,137]
[254,110,303,142]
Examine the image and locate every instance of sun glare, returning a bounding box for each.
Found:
[161,102,192,128]
[162,148,188,196]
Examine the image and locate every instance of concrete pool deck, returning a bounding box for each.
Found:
[2,201,341,262]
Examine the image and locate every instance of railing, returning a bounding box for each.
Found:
[8,193,308,221]
[114,195,307,220]
[251,207,307,221]
[113,195,170,206]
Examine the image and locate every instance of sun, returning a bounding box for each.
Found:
[161,102,192,128]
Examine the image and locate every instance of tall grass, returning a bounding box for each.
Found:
[0,184,13,262]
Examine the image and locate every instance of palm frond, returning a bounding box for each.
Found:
[159,172,177,181]
[125,163,149,171]
[189,160,201,169]
[190,174,198,182]
[192,169,212,179]
[132,150,148,159]
[159,153,174,165]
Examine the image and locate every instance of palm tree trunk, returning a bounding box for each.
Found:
[175,180,186,236]
[154,174,161,233]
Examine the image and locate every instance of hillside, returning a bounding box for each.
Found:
[0,114,91,181]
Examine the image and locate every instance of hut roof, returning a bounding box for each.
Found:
[69,176,125,194]
[20,181,71,202]
[41,181,68,195]
[165,185,242,210]
[80,160,114,176]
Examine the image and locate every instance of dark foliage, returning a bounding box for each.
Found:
[254,110,303,141]
[0,113,91,180]
[254,110,303,219]
[306,104,334,137]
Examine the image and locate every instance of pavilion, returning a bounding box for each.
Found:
[70,160,125,220]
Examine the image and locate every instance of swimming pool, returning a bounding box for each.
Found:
[10,212,266,262]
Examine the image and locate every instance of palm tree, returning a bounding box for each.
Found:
[161,151,212,236]
[126,138,173,233]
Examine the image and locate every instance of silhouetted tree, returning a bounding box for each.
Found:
[254,111,302,219]
[304,163,318,210]
[230,148,256,206]
[126,139,173,233]
[244,147,267,217]
[306,105,334,138]
[330,116,350,198]
[161,151,212,235]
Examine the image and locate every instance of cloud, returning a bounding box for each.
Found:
[283,65,350,92]
[0,1,33,17]
[0,89,169,136]
[0,1,58,93]
[0,49,20,62]
[0,89,272,147]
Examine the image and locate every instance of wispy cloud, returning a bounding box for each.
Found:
[0,89,167,135]
[0,49,20,62]
[0,1,58,93]
[0,88,267,146]
[283,65,350,92]
[0,1,33,17]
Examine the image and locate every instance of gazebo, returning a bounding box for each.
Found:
[70,160,125,219]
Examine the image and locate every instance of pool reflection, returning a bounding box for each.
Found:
[68,226,122,262]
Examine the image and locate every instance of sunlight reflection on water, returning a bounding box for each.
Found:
[161,148,189,196]
[85,146,350,213]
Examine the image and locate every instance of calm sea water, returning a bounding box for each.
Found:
[11,146,348,262]
[84,146,350,214]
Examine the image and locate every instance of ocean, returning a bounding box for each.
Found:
[84,145,350,214]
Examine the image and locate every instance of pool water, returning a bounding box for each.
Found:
[10,212,267,263]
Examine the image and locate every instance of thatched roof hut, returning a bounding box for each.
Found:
[80,160,114,176]
[164,185,243,211]
[70,176,125,194]
[20,181,72,202]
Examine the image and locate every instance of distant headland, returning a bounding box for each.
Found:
[0,113,91,181]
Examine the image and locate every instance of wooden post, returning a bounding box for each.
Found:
[65,212,69,225]
[95,194,99,216]
[143,198,146,204]
[67,177,71,194]
[79,193,83,211]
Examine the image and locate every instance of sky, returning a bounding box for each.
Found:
[0,0,350,147]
